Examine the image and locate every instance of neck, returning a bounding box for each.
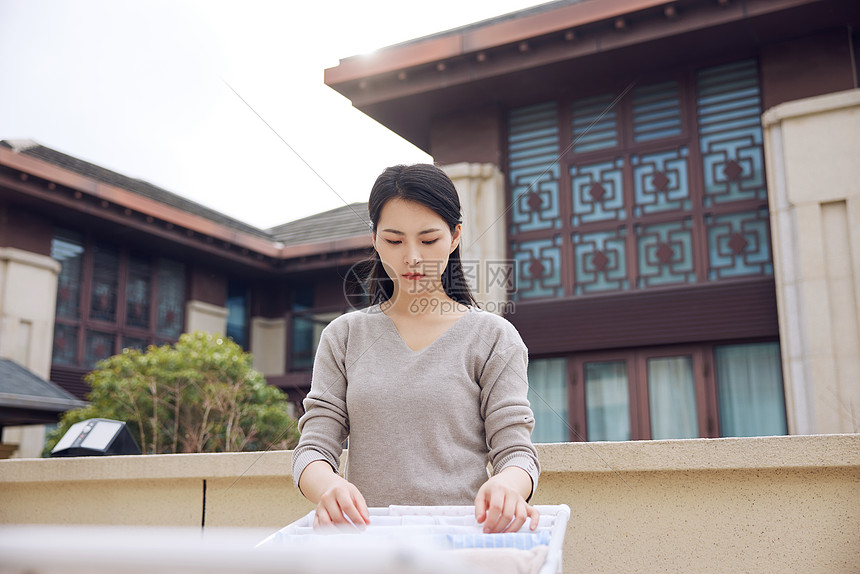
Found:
[384,283,457,317]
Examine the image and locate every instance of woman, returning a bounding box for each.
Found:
[292,164,540,534]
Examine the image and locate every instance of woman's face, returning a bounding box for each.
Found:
[372,198,461,298]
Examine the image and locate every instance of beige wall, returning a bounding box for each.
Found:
[250,317,287,376]
[763,89,860,435]
[0,247,60,379]
[0,247,61,459]
[1,435,857,573]
[184,300,229,336]
[445,162,510,314]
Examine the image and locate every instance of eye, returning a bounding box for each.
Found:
[422,239,439,245]
[384,239,402,245]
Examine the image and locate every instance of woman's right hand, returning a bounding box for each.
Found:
[299,460,370,530]
[313,475,371,530]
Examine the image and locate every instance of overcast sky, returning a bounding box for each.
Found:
[0,1,549,229]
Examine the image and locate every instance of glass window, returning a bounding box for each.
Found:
[90,242,119,322]
[50,228,187,370]
[226,281,249,348]
[51,229,85,320]
[121,336,149,352]
[52,323,79,366]
[125,253,152,329]
[156,258,185,339]
[290,311,340,370]
[716,342,786,437]
[293,284,314,311]
[527,358,568,442]
[585,360,630,441]
[508,59,772,301]
[85,330,115,368]
[648,356,698,439]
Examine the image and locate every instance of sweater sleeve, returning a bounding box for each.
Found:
[478,336,541,501]
[291,324,350,491]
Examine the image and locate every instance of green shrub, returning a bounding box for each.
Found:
[44,331,300,455]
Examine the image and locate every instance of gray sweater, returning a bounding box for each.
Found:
[291,304,540,507]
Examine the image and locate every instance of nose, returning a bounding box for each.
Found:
[405,245,422,266]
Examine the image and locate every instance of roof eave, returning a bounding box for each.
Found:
[324,0,830,152]
[0,147,282,259]
[325,0,674,85]
[0,392,88,413]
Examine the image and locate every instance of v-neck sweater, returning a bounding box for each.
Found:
[291,304,540,507]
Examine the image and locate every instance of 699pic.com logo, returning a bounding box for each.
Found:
[341,260,391,314]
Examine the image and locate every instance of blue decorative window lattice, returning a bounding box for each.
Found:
[706,209,772,279]
[509,102,561,234]
[631,147,690,216]
[636,219,695,287]
[696,60,767,206]
[570,158,626,226]
[572,228,629,294]
[506,58,773,301]
[571,93,619,153]
[632,81,683,142]
[511,236,563,300]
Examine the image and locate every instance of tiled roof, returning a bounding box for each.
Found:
[0,140,273,241]
[267,202,371,246]
[1,140,371,249]
[0,359,87,412]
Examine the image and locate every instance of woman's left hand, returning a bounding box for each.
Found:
[474,467,540,533]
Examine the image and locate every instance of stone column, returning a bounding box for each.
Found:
[0,248,60,379]
[443,163,511,315]
[763,89,860,435]
[0,247,61,457]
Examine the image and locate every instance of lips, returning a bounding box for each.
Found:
[402,273,425,280]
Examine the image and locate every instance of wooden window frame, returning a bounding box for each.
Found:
[506,59,772,300]
[52,232,187,370]
[568,343,731,441]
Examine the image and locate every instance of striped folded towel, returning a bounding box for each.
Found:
[444,530,551,550]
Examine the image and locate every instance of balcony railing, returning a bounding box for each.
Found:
[1,434,858,573]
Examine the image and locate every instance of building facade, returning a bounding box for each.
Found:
[0,140,371,456]
[322,0,860,440]
[2,0,858,456]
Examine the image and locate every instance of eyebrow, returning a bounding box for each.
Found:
[380,228,442,236]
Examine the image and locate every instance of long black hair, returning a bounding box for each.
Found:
[358,163,478,308]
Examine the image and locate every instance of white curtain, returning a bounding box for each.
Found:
[527,358,569,443]
[585,361,630,441]
[716,343,786,437]
[648,356,698,439]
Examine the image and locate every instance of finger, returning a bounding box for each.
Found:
[474,488,489,524]
[492,494,517,533]
[504,500,529,533]
[483,490,505,533]
[527,504,541,531]
[314,506,332,529]
[319,493,349,525]
[353,489,371,525]
[337,490,369,528]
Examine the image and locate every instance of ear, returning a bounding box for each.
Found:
[371,229,378,252]
[449,224,462,254]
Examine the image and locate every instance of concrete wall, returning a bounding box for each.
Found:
[1,435,857,573]
[763,89,860,435]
